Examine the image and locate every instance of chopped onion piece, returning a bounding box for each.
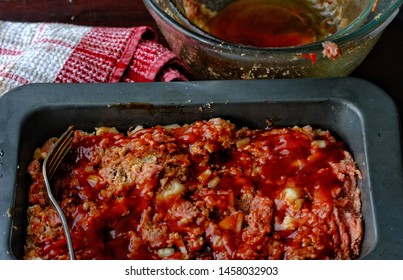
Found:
[158,248,175,258]
[236,137,250,148]
[197,169,212,182]
[316,140,327,148]
[207,176,221,189]
[95,126,119,135]
[157,179,185,201]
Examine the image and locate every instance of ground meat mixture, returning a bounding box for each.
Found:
[24,118,363,260]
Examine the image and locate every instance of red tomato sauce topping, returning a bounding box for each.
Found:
[25,118,362,260]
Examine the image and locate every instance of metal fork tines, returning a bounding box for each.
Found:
[42,125,76,260]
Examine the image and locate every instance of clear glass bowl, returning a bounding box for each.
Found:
[143,0,403,79]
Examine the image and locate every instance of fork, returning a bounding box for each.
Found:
[42,125,76,260]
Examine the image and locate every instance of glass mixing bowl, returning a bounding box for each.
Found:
[143,0,403,79]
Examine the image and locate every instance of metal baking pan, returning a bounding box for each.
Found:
[0,78,402,259]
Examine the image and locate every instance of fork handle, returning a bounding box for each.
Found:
[43,166,76,260]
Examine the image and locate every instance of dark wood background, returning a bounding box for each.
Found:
[1,0,402,119]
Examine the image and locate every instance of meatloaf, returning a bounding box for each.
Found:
[24,118,363,260]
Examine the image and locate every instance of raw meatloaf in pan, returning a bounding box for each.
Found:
[24,118,362,260]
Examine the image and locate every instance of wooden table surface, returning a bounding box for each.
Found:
[1,0,403,119]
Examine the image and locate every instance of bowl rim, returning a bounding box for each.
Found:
[143,0,403,53]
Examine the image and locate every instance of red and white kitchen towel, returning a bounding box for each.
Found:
[0,21,189,96]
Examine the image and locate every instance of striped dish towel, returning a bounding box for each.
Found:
[0,21,189,96]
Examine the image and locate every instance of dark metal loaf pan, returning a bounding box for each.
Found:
[0,78,402,259]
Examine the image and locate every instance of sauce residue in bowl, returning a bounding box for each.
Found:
[205,0,331,47]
